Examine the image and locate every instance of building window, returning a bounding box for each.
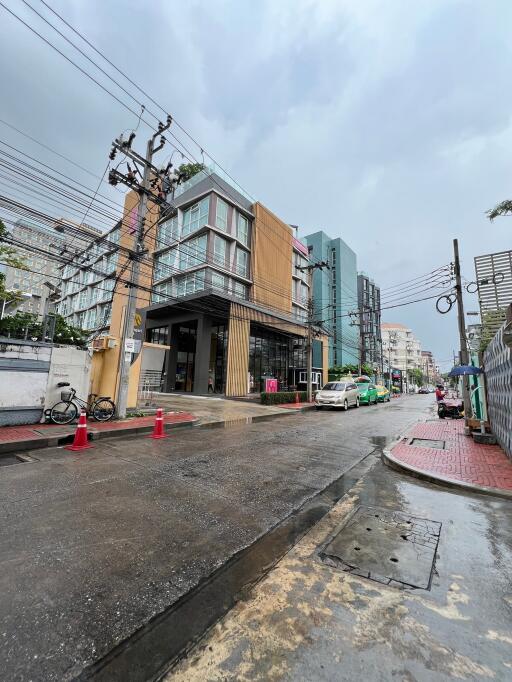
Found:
[179,234,207,271]
[211,271,226,293]
[213,234,228,267]
[232,280,247,300]
[78,290,87,309]
[152,281,173,304]
[146,326,169,345]
[182,197,209,237]
[159,214,180,246]
[237,213,249,246]
[216,197,228,231]
[154,247,177,281]
[235,247,249,278]
[176,270,205,297]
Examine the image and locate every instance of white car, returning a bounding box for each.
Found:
[314,381,360,410]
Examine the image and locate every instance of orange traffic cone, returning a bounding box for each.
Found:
[65,409,93,451]
[295,391,300,405]
[150,408,168,439]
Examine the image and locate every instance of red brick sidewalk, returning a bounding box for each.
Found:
[0,412,197,450]
[387,419,512,494]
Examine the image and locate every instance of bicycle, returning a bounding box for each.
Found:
[48,382,116,425]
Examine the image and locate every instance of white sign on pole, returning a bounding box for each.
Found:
[124,338,135,353]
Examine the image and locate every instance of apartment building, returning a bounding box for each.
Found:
[2,220,65,317]
[143,171,326,396]
[303,230,359,369]
[420,350,436,385]
[357,273,382,371]
[381,322,423,391]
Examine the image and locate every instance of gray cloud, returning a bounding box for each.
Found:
[0,0,511,367]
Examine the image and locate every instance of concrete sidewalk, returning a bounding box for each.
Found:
[384,418,512,497]
[0,412,197,456]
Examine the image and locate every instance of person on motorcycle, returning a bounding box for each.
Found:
[435,385,446,402]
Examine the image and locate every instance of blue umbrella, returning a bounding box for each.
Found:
[448,365,483,377]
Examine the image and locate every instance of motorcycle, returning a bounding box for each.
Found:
[437,398,464,419]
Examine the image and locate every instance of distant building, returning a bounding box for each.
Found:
[421,350,436,384]
[2,220,64,317]
[304,230,359,368]
[357,273,382,373]
[381,322,423,391]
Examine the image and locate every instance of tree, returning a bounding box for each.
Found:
[409,367,424,386]
[0,312,86,346]
[178,162,205,183]
[487,200,512,221]
[0,218,26,269]
[0,218,28,313]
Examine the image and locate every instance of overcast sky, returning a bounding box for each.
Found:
[0,0,511,367]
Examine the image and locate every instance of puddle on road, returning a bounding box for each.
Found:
[195,413,296,429]
[369,436,397,448]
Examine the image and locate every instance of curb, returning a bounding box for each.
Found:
[382,448,512,501]
[0,418,200,457]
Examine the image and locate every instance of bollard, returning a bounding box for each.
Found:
[150,408,168,439]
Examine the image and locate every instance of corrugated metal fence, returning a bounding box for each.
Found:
[483,322,512,459]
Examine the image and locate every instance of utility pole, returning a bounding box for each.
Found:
[109,117,173,418]
[453,238,470,420]
[298,258,330,402]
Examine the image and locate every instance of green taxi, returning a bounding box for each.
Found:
[375,384,391,402]
[355,382,379,405]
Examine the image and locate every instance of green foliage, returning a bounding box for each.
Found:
[53,315,87,346]
[409,368,424,386]
[0,312,86,346]
[0,218,27,269]
[329,363,374,377]
[487,199,512,221]
[178,162,205,183]
[260,391,308,405]
[479,309,506,352]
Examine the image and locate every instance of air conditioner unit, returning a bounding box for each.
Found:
[91,336,108,351]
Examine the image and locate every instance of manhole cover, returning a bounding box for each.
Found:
[319,506,441,590]
[410,438,445,449]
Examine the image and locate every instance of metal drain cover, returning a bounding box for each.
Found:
[410,438,445,449]
[319,506,441,590]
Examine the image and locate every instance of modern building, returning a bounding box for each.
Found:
[1,219,65,317]
[303,230,359,369]
[143,172,327,396]
[357,273,382,374]
[381,322,423,391]
[474,249,512,346]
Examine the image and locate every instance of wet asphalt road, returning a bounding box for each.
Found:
[170,435,512,682]
[1,395,433,681]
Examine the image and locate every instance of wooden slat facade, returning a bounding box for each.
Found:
[251,202,293,315]
[225,303,251,396]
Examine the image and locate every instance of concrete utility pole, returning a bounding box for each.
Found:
[109,118,173,418]
[453,238,471,420]
[298,258,329,403]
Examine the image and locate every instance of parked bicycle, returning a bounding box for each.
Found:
[48,382,116,424]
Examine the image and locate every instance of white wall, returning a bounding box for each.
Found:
[44,346,91,411]
[0,341,51,425]
[0,341,91,425]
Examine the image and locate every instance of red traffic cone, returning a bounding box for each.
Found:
[295,391,300,405]
[65,409,93,451]
[150,408,168,439]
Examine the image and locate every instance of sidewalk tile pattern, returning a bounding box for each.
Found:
[391,419,512,491]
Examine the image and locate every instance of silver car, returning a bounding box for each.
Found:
[314,381,360,410]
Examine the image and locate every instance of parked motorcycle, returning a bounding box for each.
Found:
[437,399,464,419]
